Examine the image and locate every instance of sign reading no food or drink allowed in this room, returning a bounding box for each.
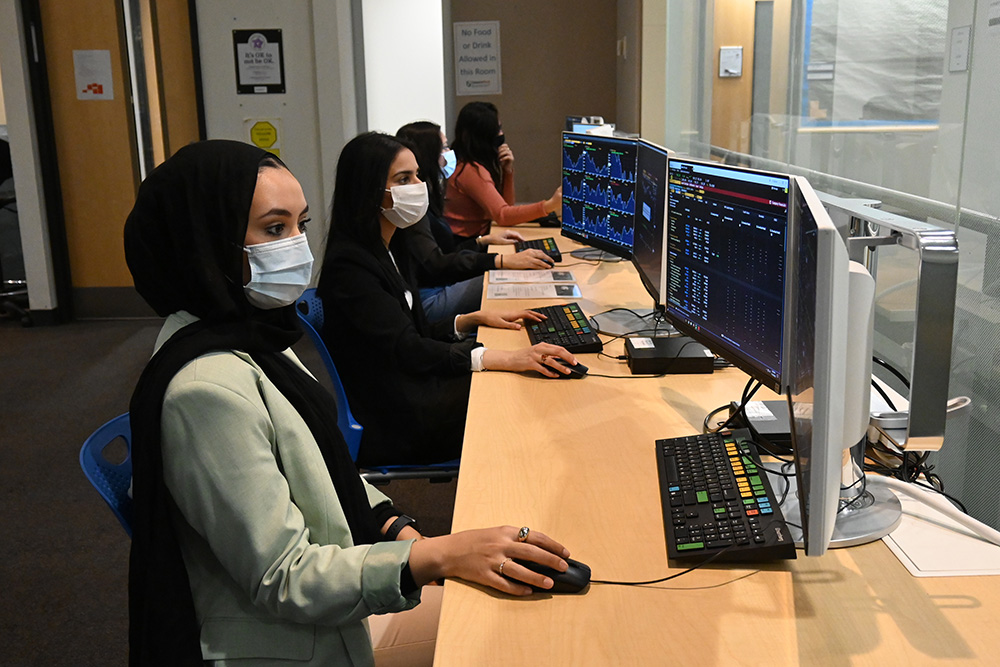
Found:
[233,29,285,94]
[454,21,502,95]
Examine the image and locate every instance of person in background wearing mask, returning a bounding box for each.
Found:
[443,101,562,244]
[123,140,576,666]
[317,132,579,467]
[395,120,554,322]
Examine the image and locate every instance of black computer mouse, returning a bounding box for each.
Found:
[512,557,591,594]
[544,358,589,379]
[532,211,562,228]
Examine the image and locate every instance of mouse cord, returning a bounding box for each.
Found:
[591,516,795,587]
[590,546,733,586]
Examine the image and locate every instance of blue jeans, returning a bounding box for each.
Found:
[419,275,484,322]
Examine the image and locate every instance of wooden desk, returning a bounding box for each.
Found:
[434,229,1000,666]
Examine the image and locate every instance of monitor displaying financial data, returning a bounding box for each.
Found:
[631,140,671,304]
[561,132,639,259]
[664,158,791,392]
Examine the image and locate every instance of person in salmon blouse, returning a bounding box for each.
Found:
[443,101,562,244]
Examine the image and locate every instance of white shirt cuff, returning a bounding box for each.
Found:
[471,346,487,371]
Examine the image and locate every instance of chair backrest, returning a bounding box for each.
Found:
[295,288,364,461]
[79,413,133,537]
[295,288,459,485]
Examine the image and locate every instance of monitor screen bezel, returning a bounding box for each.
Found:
[560,131,639,261]
[630,138,671,305]
[785,174,851,557]
[663,156,794,393]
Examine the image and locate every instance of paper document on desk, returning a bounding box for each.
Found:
[489,270,577,283]
[486,283,582,299]
[882,481,1000,577]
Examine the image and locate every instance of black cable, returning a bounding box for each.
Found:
[870,379,897,412]
[839,470,868,512]
[591,545,735,586]
[703,404,730,433]
[593,307,658,321]
[709,378,762,433]
[557,260,602,268]
[872,355,911,389]
[912,479,968,513]
[863,438,968,514]
[586,338,706,379]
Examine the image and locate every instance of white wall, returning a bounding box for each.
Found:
[361,0,445,135]
[0,0,58,311]
[194,0,358,275]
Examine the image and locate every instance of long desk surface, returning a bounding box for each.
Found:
[433,228,1000,666]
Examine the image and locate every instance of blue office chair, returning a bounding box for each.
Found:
[79,413,133,537]
[295,288,459,484]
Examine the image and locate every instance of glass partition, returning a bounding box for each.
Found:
[662,0,1000,529]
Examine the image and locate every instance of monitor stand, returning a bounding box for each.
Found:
[569,248,624,262]
[774,449,903,551]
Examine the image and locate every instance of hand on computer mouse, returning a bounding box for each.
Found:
[542,357,589,379]
[511,557,591,593]
[405,525,572,596]
[480,343,577,376]
[503,249,555,270]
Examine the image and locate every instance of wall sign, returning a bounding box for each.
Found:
[454,21,502,96]
[233,29,285,94]
[719,46,743,78]
[949,26,972,72]
[245,118,281,158]
[73,50,114,100]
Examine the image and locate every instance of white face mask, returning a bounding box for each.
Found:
[381,182,428,229]
[441,149,457,178]
[243,233,314,309]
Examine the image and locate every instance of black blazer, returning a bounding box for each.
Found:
[404,212,496,289]
[317,232,479,466]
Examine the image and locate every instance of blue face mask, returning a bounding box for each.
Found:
[441,149,457,178]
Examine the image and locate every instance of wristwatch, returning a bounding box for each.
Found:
[385,514,418,541]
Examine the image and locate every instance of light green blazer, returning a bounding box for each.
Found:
[156,312,419,665]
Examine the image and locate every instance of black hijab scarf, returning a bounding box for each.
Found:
[123,140,381,665]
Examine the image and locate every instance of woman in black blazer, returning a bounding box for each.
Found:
[395,121,553,322]
[317,132,577,467]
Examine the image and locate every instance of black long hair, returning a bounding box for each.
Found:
[326,132,409,257]
[396,121,445,217]
[452,101,502,189]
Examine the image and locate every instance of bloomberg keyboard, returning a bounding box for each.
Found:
[514,237,562,263]
[525,302,603,354]
[655,428,796,562]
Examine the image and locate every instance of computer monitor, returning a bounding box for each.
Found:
[782,175,852,556]
[630,140,670,305]
[561,132,638,260]
[564,115,604,132]
[664,158,792,393]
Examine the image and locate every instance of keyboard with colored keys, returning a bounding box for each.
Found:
[514,237,562,263]
[524,302,602,354]
[655,428,796,562]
